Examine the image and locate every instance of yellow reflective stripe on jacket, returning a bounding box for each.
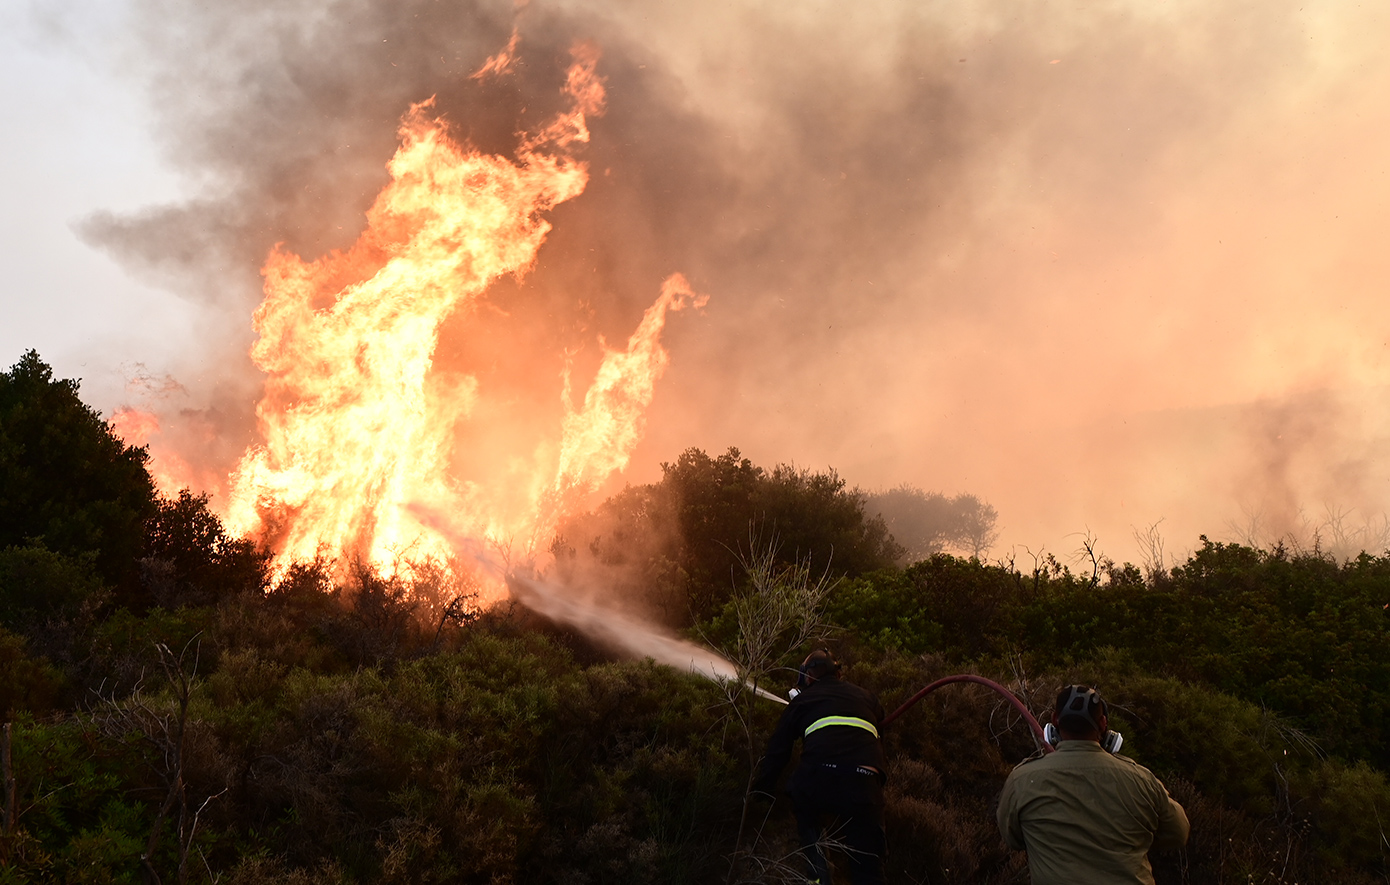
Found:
[804,716,879,739]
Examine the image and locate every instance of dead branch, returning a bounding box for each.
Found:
[91,634,215,885]
[2,722,13,838]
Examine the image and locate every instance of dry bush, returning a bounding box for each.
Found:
[881,740,1026,883]
[220,855,348,885]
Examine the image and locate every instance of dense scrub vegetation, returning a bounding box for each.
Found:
[551,446,906,626]
[2,350,1389,884]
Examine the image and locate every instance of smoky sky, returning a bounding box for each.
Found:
[79,0,1390,564]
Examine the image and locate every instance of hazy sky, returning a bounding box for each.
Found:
[2,3,180,397]
[3,0,1388,569]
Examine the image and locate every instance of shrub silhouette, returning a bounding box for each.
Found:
[5,353,1390,883]
[0,351,156,601]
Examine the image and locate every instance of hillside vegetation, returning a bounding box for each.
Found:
[2,350,1389,884]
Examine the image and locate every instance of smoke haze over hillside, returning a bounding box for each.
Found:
[39,0,1390,565]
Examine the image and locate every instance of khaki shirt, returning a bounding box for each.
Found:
[997,741,1189,885]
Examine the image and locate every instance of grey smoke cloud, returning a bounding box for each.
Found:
[78,0,1390,563]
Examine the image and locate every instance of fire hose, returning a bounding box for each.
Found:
[881,674,1054,754]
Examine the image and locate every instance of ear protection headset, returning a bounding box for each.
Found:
[788,649,840,700]
[1043,685,1124,754]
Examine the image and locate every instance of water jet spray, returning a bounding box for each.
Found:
[412,501,788,702]
[506,573,788,704]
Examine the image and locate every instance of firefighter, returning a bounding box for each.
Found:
[997,685,1189,885]
[753,650,887,885]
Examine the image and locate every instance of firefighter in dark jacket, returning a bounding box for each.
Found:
[753,650,887,885]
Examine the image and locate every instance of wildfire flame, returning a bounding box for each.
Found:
[223,44,704,595]
[111,407,208,496]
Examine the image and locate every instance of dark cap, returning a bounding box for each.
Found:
[797,649,840,687]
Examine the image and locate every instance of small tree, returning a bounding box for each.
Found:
[717,528,838,883]
[0,351,157,600]
[865,486,999,563]
[954,495,1000,559]
[724,535,837,699]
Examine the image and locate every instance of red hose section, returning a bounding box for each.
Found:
[881,674,1054,755]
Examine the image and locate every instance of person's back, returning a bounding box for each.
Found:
[997,742,1187,884]
[997,685,1188,885]
[754,650,887,885]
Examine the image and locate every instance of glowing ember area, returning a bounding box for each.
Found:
[110,406,203,496]
[224,45,702,589]
[109,406,159,448]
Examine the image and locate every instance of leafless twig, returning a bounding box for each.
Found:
[716,525,838,885]
[91,633,223,885]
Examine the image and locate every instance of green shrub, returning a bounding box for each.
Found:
[0,628,66,719]
[0,545,105,633]
[0,351,156,600]
[1297,760,1390,871]
[143,490,270,607]
[1,716,149,881]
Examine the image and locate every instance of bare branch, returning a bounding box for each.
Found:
[719,524,839,884]
[2,722,13,838]
[90,634,220,885]
[1132,519,1168,584]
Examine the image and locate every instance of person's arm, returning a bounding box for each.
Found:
[1151,781,1190,851]
[751,705,800,795]
[996,770,1028,851]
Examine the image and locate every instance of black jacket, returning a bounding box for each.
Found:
[753,676,886,794]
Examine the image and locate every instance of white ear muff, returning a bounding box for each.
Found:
[1043,723,1059,746]
[1102,731,1124,755]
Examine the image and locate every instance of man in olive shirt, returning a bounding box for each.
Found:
[997,685,1189,885]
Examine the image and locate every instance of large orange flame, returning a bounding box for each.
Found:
[224,45,702,594]
[111,406,212,497]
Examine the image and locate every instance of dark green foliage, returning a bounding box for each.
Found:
[666,449,905,613]
[1019,541,1390,767]
[84,605,218,698]
[0,715,150,881]
[51,616,746,885]
[820,548,1390,882]
[0,545,112,687]
[7,539,1390,884]
[143,489,270,607]
[1298,760,1390,870]
[660,448,768,612]
[826,557,1022,658]
[0,629,66,720]
[557,447,904,624]
[0,351,156,599]
[755,462,902,575]
[5,356,1390,882]
[832,543,1390,769]
[0,544,105,632]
